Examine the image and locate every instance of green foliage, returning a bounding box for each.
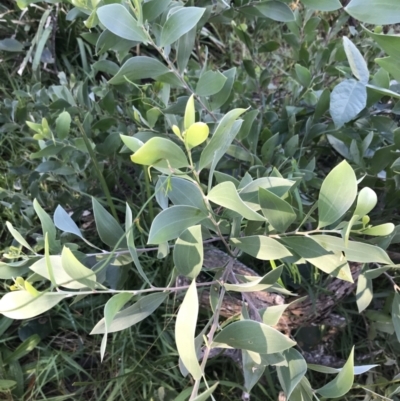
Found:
[1,0,400,399]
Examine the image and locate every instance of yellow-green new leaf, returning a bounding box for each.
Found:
[175,280,202,380]
[130,137,188,169]
[354,187,377,217]
[185,122,209,150]
[184,94,195,130]
[361,223,395,236]
[208,182,266,221]
[317,347,355,398]
[0,291,67,319]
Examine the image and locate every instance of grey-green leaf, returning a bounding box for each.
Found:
[301,0,341,11]
[343,36,369,84]
[259,188,296,232]
[173,225,203,279]
[392,292,400,342]
[318,160,357,228]
[356,271,373,313]
[212,320,296,354]
[175,280,202,380]
[195,70,227,97]
[90,293,168,334]
[316,347,355,398]
[160,7,205,47]
[330,79,367,128]
[0,292,67,320]
[230,236,292,261]
[255,1,294,22]
[97,4,148,42]
[277,348,307,399]
[199,108,246,172]
[148,206,207,245]
[92,197,126,248]
[109,56,170,85]
[345,0,400,24]
[208,181,266,221]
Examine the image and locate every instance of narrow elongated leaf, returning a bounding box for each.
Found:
[230,236,292,261]
[148,206,207,244]
[301,0,341,11]
[53,205,82,238]
[343,37,369,84]
[104,292,133,334]
[212,320,296,354]
[130,137,188,169]
[295,64,311,88]
[6,222,34,253]
[160,7,205,47]
[317,347,355,398]
[177,26,196,73]
[330,79,367,128]
[173,225,203,279]
[142,0,172,22]
[30,255,88,289]
[126,204,152,285]
[356,271,373,313]
[97,4,148,42]
[208,181,265,221]
[242,351,265,393]
[175,280,202,380]
[280,236,353,282]
[392,292,400,342]
[0,291,66,319]
[184,94,195,130]
[199,108,246,172]
[109,56,170,85]
[195,71,227,97]
[312,235,393,264]
[318,160,357,228]
[100,293,134,360]
[259,188,296,232]
[345,0,400,24]
[33,199,59,254]
[210,67,236,110]
[255,1,294,22]
[240,177,295,211]
[192,382,219,401]
[261,297,307,326]
[55,111,71,139]
[91,293,168,334]
[62,247,97,288]
[92,198,126,248]
[277,348,307,399]
[224,265,283,292]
